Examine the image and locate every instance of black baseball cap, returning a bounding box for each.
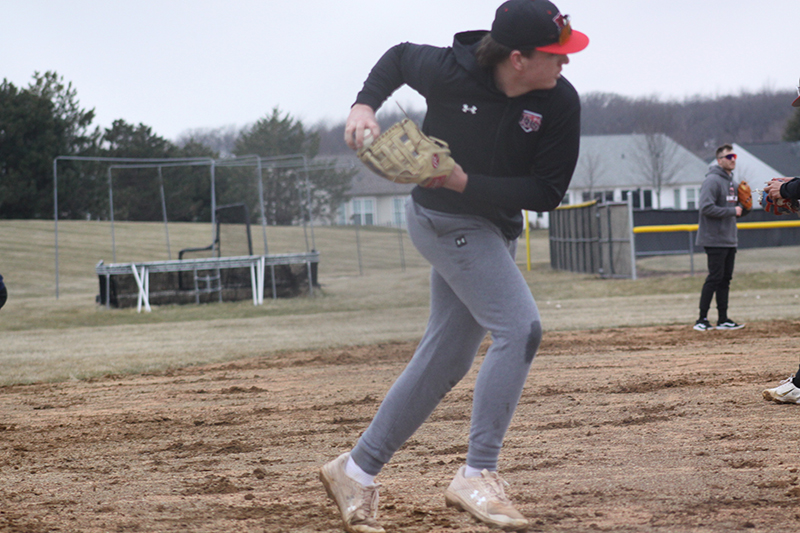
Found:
[491,0,589,54]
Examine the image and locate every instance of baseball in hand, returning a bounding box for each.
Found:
[363,129,373,148]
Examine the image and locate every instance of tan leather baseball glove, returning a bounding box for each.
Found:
[357,119,456,189]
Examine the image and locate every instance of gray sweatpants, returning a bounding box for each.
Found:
[350,200,542,475]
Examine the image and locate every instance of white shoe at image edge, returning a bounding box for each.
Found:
[763,377,800,404]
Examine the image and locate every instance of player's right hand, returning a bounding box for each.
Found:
[345,104,380,151]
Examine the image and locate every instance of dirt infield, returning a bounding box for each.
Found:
[2,321,800,533]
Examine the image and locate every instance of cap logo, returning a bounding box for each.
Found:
[519,110,542,133]
[553,12,568,31]
[432,154,440,169]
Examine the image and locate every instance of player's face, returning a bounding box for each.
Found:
[717,150,737,171]
[521,51,570,90]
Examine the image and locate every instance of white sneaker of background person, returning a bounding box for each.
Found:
[763,376,800,404]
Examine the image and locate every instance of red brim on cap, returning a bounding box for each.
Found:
[793,94,800,108]
[535,30,589,54]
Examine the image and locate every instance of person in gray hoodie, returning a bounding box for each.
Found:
[693,143,747,331]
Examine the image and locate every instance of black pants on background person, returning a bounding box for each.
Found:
[699,246,736,322]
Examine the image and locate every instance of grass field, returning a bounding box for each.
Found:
[2,219,800,385]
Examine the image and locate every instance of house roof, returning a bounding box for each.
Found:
[737,142,800,177]
[332,154,416,197]
[569,134,708,189]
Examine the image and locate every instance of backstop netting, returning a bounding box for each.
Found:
[54,156,320,307]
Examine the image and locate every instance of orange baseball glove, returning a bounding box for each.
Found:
[737,180,752,211]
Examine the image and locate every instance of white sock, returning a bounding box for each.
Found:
[464,465,485,478]
[345,456,376,486]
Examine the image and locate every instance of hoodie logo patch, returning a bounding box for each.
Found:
[455,235,467,248]
[519,110,542,133]
[462,104,477,114]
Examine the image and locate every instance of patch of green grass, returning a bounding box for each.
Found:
[3,220,800,332]
[3,220,800,385]
[524,266,800,301]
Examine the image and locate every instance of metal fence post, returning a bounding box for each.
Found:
[352,219,363,276]
[397,226,406,272]
[628,196,637,280]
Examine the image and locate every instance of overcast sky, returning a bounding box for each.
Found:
[3,0,799,142]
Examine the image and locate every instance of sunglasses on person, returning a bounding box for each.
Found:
[720,153,737,161]
[558,15,572,45]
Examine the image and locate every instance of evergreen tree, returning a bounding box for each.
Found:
[0,72,100,219]
[783,108,800,142]
[232,108,354,226]
[100,120,216,222]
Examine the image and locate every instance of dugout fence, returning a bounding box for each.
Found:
[548,199,637,279]
[548,199,800,279]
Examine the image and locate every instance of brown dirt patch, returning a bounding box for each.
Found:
[2,321,800,532]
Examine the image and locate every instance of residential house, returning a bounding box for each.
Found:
[336,154,415,227]
[565,134,709,210]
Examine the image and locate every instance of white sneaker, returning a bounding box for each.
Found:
[320,453,385,533]
[444,466,528,531]
[763,377,800,404]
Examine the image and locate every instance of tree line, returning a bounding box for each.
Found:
[3,71,798,222]
[0,72,354,223]
[314,90,800,159]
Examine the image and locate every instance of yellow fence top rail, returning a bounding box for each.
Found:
[554,200,598,210]
[633,220,800,234]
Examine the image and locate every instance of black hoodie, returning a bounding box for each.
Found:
[354,31,581,240]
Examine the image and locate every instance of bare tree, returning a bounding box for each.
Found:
[581,89,796,159]
[631,133,683,209]
[175,125,241,157]
[576,145,606,200]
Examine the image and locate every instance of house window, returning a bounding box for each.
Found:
[591,191,614,203]
[686,188,698,209]
[621,189,653,209]
[622,189,641,209]
[674,189,681,209]
[352,198,375,225]
[392,197,407,227]
[561,191,570,205]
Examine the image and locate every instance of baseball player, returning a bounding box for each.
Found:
[320,1,588,531]
[761,80,800,404]
[692,144,748,331]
